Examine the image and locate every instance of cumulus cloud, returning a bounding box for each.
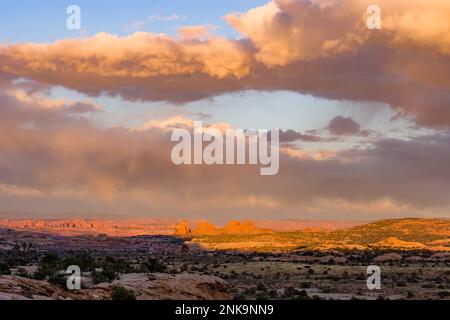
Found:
[178,25,216,40]
[225,0,367,66]
[0,1,449,128]
[0,32,251,80]
[226,0,450,66]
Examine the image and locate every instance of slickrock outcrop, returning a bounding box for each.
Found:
[373,252,403,263]
[0,273,232,300]
[374,237,426,250]
[93,273,231,300]
[318,255,348,264]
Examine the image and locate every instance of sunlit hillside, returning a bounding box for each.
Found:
[189,219,450,252]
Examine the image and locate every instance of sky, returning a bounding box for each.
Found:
[0,1,267,42]
[0,0,449,221]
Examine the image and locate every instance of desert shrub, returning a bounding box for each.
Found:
[256,283,267,292]
[233,293,246,300]
[396,280,407,287]
[2,243,36,267]
[23,289,34,299]
[141,258,167,273]
[61,252,96,272]
[34,253,64,283]
[245,287,256,295]
[92,256,135,284]
[407,277,418,283]
[92,269,118,284]
[295,290,310,300]
[111,286,136,301]
[255,292,270,300]
[284,286,299,297]
[179,264,188,273]
[0,262,11,275]
[268,290,278,299]
[104,256,134,273]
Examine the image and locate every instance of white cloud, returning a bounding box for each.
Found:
[148,14,186,23]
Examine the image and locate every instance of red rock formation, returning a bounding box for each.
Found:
[174,221,192,236]
[0,218,177,237]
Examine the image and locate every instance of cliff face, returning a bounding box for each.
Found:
[0,219,177,237]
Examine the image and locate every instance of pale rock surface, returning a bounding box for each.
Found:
[373,252,403,262]
[0,273,232,300]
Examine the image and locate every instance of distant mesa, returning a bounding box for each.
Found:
[0,217,366,237]
[174,220,270,236]
[0,218,178,237]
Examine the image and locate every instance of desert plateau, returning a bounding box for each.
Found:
[0,218,448,301]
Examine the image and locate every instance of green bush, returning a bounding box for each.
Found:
[0,262,11,275]
[34,253,62,283]
[61,253,96,272]
[2,243,35,267]
[92,268,118,284]
[103,256,134,273]
[92,256,134,284]
[111,286,136,301]
[140,258,167,273]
